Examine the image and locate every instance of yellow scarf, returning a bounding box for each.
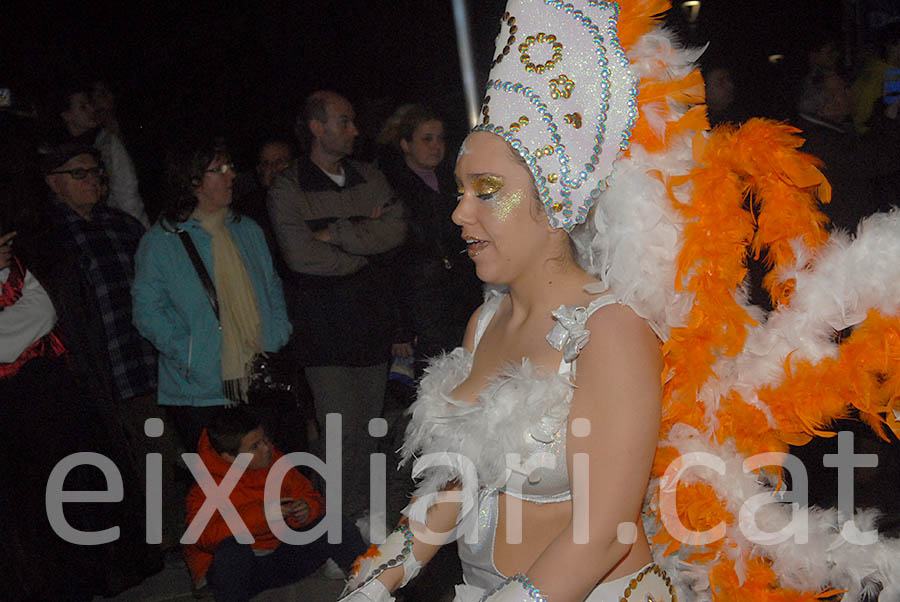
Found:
[192,208,262,403]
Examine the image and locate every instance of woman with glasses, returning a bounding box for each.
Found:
[132,139,292,451]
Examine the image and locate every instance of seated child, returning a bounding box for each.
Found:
[183,408,366,601]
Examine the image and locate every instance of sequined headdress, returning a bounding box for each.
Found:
[474,0,638,230]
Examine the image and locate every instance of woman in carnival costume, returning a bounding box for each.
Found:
[341,1,900,601]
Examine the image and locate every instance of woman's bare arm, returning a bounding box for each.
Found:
[523,305,663,601]
[373,487,465,590]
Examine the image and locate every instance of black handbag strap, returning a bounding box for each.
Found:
[178,230,219,321]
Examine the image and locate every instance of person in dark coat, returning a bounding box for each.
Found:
[378,105,482,367]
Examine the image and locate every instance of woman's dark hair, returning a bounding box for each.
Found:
[378,104,443,152]
[397,105,442,147]
[501,135,579,264]
[161,139,229,225]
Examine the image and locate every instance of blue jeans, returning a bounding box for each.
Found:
[207,514,366,602]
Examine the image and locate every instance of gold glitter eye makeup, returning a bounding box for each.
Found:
[493,189,523,221]
[472,175,504,197]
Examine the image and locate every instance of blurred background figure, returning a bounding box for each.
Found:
[374,102,481,600]
[91,79,121,137]
[703,65,737,126]
[851,22,900,219]
[50,80,150,226]
[790,34,900,233]
[793,38,866,232]
[797,39,852,130]
[852,21,900,134]
[378,104,481,370]
[232,138,295,236]
[257,139,294,188]
[231,136,318,455]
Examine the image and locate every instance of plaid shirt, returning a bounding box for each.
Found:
[54,200,156,400]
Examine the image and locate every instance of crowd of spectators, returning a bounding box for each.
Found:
[0,79,482,601]
[2,21,900,598]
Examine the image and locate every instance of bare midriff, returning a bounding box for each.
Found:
[494,492,653,583]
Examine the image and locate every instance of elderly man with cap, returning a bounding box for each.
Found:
[36,142,156,406]
[21,141,182,557]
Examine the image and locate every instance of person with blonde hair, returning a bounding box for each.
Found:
[379,104,480,368]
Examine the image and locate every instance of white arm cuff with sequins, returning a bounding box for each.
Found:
[339,525,421,600]
[480,574,549,602]
[339,579,394,602]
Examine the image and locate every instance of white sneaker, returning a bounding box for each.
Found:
[321,557,346,580]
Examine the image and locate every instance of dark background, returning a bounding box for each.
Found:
[0,0,862,213]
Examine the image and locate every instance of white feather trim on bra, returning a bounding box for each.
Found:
[401,347,574,501]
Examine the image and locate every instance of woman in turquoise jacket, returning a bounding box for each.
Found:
[133,140,292,449]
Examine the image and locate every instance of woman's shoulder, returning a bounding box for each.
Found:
[139,221,178,246]
[577,300,662,374]
[230,212,260,228]
[548,282,660,362]
[573,287,659,342]
[585,291,665,345]
[547,282,618,325]
[135,224,192,272]
[556,281,653,326]
[584,299,652,335]
[226,214,267,243]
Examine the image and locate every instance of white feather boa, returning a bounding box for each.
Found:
[401,346,573,523]
[573,20,900,602]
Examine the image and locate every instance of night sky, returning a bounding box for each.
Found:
[3,0,845,176]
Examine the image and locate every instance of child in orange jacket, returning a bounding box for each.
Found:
[183,409,366,601]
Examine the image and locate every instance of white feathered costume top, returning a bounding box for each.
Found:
[401,288,639,523]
